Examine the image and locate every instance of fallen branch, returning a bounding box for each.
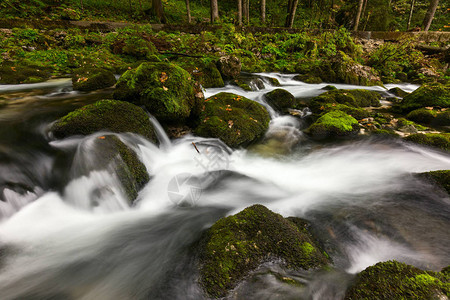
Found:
[158,51,203,58]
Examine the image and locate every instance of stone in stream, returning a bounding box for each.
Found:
[51,99,157,142]
[199,204,330,298]
[216,55,241,79]
[416,170,450,194]
[195,62,224,88]
[264,88,299,114]
[0,63,51,84]
[388,87,409,98]
[72,68,116,92]
[396,82,450,113]
[113,62,197,123]
[194,92,270,148]
[345,261,450,300]
[404,133,450,151]
[309,89,381,114]
[306,110,360,140]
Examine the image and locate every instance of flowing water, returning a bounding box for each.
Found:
[0,75,448,300]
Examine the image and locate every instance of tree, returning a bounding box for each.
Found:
[353,0,364,31]
[243,0,249,24]
[186,0,191,23]
[285,0,299,28]
[261,0,266,24]
[237,0,243,26]
[211,0,219,23]
[152,0,167,23]
[407,0,415,30]
[422,0,439,31]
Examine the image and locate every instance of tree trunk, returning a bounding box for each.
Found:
[210,0,219,23]
[261,0,266,24]
[287,0,298,28]
[246,0,250,24]
[353,0,364,31]
[422,0,439,31]
[243,0,248,24]
[285,0,292,27]
[237,0,243,26]
[407,0,415,30]
[186,0,191,23]
[152,0,167,23]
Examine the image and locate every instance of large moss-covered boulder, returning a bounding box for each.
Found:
[72,68,116,92]
[51,100,156,142]
[417,170,450,194]
[199,205,330,298]
[404,133,450,151]
[406,108,438,124]
[307,110,359,140]
[330,52,382,86]
[345,261,450,300]
[194,92,270,148]
[398,83,450,113]
[388,87,410,98]
[113,62,196,123]
[264,88,297,113]
[111,33,157,60]
[216,55,241,79]
[0,63,50,84]
[196,62,224,88]
[309,89,381,114]
[435,110,450,127]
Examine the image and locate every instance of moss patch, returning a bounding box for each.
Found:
[345,261,450,300]
[264,88,297,113]
[406,108,438,124]
[404,133,450,151]
[309,89,381,114]
[199,205,330,298]
[417,170,450,194]
[398,83,450,113]
[113,62,196,123]
[307,110,359,140]
[0,63,51,84]
[194,92,270,148]
[51,99,156,142]
[72,68,116,92]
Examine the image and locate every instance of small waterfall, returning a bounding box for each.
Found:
[149,114,172,149]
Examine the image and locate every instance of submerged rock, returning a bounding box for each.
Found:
[345,261,450,300]
[51,99,156,142]
[72,68,116,92]
[398,83,450,113]
[194,92,270,148]
[113,62,196,123]
[404,133,450,151]
[199,205,330,298]
[307,110,359,140]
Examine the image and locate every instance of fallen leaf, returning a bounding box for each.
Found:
[228,120,234,128]
[163,86,168,91]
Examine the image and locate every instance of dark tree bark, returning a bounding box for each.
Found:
[246,0,250,23]
[152,0,167,23]
[210,0,219,23]
[186,0,191,23]
[407,0,415,30]
[242,0,249,24]
[353,0,364,31]
[261,0,266,24]
[285,0,298,28]
[237,0,243,26]
[422,0,439,31]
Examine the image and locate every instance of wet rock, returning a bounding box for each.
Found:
[309,89,381,114]
[434,110,450,127]
[216,55,241,79]
[193,62,224,88]
[51,99,156,142]
[404,133,450,151]
[306,110,360,140]
[264,88,296,113]
[72,68,116,92]
[407,108,438,124]
[199,205,330,298]
[388,87,409,98]
[194,92,270,148]
[397,83,450,113]
[113,62,196,123]
[417,170,450,194]
[345,261,450,300]
[0,63,50,84]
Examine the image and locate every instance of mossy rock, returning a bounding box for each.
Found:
[0,64,50,84]
[197,62,224,88]
[58,7,82,20]
[199,204,330,298]
[113,62,196,123]
[263,76,281,86]
[404,133,450,151]
[417,170,450,194]
[388,87,409,98]
[397,118,429,132]
[309,89,381,114]
[72,68,116,92]
[51,99,156,142]
[398,83,450,113]
[371,129,400,137]
[264,88,297,113]
[86,135,149,202]
[345,260,450,300]
[406,108,438,124]
[434,110,450,127]
[194,92,270,148]
[111,33,157,60]
[307,110,359,140]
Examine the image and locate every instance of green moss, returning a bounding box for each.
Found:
[0,63,50,84]
[72,68,116,92]
[199,62,224,88]
[51,99,156,142]
[194,92,270,148]
[113,62,196,123]
[307,110,359,139]
[309,89,381,114]
[399,83,450,113]
[417,170,450,194]
[199,205,330,298]
[434,111,450,127]
[397,118,428,131]
[321,103,370,120]
[371,129,400,137]
[404,133,450,151]
[264,88,296,113]
[406,108,438,124]
[388,87,409,98]
[345,261,450,300]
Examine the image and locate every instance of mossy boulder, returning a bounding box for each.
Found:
[309,89,381,114]
[72,68,116,92]
[196,62,224,88]
[111,33,157,60]
[388,87,409,98]
[216,55,241,79]
[345,261,450,300]
[199,204,330,298]
[417,170,450,194]
[398,83,450,113]
[406,108,438,124]
[307,110,359,140]
[0,64,50,84]
[194,92,270,148]
[113,62,196,123]
[434,110,450,127]
[404,133,450,151]
[264,88,297,113]
[51,100,156,142]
